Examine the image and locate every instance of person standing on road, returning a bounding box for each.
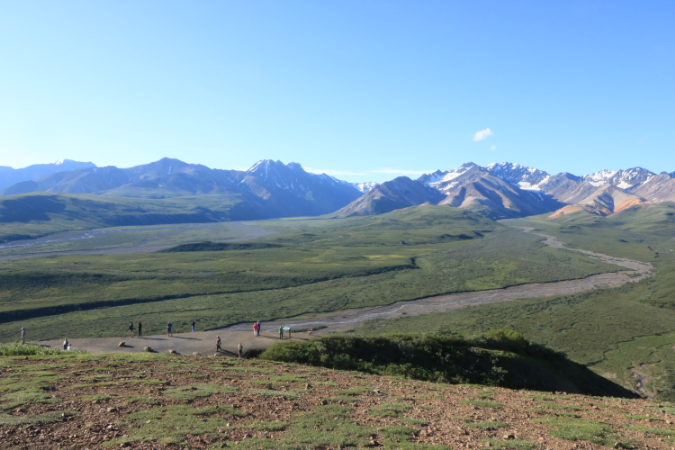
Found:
[20,327,25,345]
[257,321,262,334]
[216,335,222,352]
[138,322,142,337]
[253,322,258,337]
[63,338,68,350]
[191,320,196,333]
[279,326,283,340]
[166,321,172,337]
[238,342,243,358]
[128,322,134,338]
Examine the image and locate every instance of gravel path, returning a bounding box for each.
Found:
[37,330,309,356]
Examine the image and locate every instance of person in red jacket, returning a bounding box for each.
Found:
[216,335,222,352]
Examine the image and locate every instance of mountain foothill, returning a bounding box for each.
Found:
[1,158,675,227]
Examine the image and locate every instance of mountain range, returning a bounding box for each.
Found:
[0,159,95,191]
[2,158,674,221]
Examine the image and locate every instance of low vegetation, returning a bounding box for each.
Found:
[259,332,636,397]
[358,204,675,400]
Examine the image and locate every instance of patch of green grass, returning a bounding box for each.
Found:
[68,381,119,389]
[0,389,61,410]
[622,424,675,436]
[0,375,65,393]
[0,411,67,426]
[622,414,664,421]
[535,417,620,446]
[371,402,413,417]
[124,395,160,405]
[379,425,417,441]
[336,387,371,396]
[105,405,243,445]
[270,374,305,382]
[313,404,353,417]
[467,421,508,430]
[248,388,298,399]
[236,420,288,431]
[313,380,339,386]
[163,383,237,402]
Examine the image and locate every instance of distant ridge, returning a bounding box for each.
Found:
[0,159,96,191]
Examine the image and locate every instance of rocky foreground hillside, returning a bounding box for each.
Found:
[2,352,675,449]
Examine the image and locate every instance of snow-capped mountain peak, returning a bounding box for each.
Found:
[485,162,550,191]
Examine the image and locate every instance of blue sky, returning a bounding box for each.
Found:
[1,1,673,182]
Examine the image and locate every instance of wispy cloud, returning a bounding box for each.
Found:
[473,128,494,142]
[636,135,649,144]
[305,167,366,176]
[370,168,434,176]
[490,145,497,151]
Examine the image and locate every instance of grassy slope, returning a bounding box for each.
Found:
[0,206,621,341]
[259,332,636,398]
[0,192,249,243]
[355,204,675,399]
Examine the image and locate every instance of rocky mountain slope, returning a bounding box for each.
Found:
[339,162,675,219]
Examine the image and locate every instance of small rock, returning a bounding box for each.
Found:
[321,399,328,405]
[503,433,515,440]
[192,352,200,356]
[106,407,116,413]
[118,341,126,347]
[168,349,176,354]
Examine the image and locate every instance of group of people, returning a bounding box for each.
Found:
[124,320,199,338]
[215,335,243,357]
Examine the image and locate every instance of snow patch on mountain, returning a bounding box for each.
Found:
[354,182,379,193]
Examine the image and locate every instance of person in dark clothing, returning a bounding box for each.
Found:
[166,322,172,337]
[279,326,283,340]
[191,320,196,333]
[128,322,134,338]
[216,335,222,352]
[63,338,68,350]
[138,322,142,337]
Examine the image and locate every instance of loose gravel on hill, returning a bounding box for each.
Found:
[2,353,675,449]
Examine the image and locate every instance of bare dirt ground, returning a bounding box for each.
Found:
[1,354,673,449]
